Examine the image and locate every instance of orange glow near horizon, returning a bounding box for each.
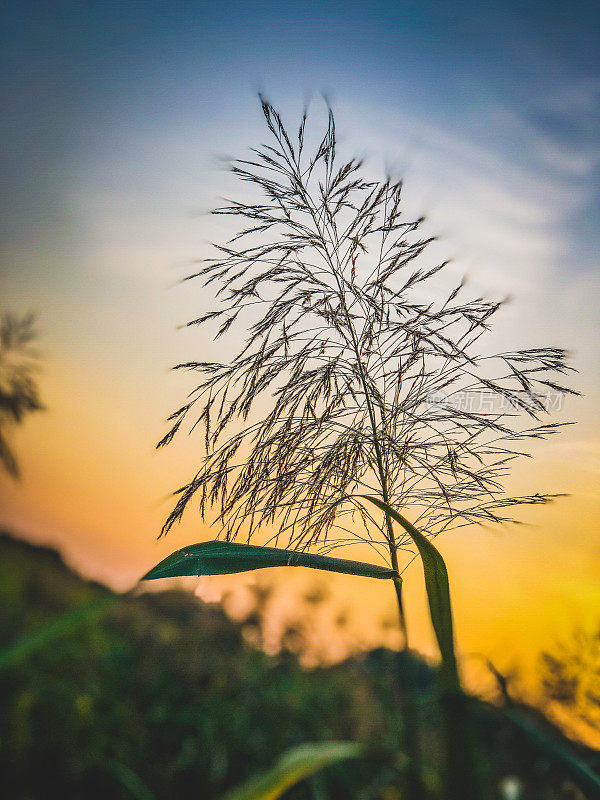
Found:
[1,358,598,745]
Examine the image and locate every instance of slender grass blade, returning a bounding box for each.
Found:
[223,741,361,800]
[0,596,114,671]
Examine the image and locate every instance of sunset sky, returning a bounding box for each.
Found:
[1,0,599,734]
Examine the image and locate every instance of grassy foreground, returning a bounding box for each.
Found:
[0,531,597,799]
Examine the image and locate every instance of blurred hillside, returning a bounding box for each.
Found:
[0,531,598,799]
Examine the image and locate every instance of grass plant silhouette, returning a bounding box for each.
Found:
[152,98,577,799]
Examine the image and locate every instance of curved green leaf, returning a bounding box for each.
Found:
[105,760,155,800]
[142,540,397,581]
[223,741,361,800]
[358,495,458,687]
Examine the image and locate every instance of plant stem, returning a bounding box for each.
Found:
[439,688,484,800]
[392,577,427,800]
[298,180,427,798]
[392,575,408,647]
[340,306,427,799]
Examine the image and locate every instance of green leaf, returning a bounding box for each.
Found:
[222,741,361,800]
[105,760,156,800]
[358,495,459,687]
[142,540,397,581]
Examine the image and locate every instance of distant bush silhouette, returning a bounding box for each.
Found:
[541,626,600,733]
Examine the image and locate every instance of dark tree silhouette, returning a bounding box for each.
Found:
[0,312,43,477]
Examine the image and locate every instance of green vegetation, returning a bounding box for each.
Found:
[2,532,598,799]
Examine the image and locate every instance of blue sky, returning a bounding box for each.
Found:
[2,0,598,290]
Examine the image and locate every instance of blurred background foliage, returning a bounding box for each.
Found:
[0,531,598,799]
